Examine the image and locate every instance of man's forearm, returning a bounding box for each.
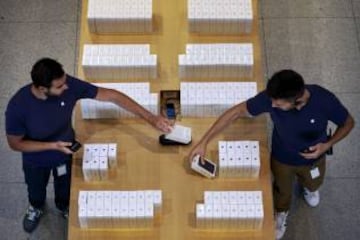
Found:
[97,88,156,125]
[8,139,55,153]
[199,102,251,145]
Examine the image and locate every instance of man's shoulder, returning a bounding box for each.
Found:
[307,84,334,97]
[8,84,32,105]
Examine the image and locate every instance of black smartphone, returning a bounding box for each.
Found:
[198,158,216,174]
[166,103,176,119]
[159,134,191,145]
[68,140,82,152]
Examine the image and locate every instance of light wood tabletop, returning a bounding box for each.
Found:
[68,0,275,239]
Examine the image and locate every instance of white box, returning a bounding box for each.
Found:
[164,124,192,144]
[191,155,216,178]
[196,203,206,228]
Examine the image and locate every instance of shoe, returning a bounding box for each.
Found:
[303,188,320,207]
[23,205,43,233]
[57,207,69,219]
[275,211,288,240]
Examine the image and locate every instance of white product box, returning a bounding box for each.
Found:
[144,202,154,227]
[196,204,206,228]
[164,124,192,144]
[191,155,217,178]
[153,190,162,208]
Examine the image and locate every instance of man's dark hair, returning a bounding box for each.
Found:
[266,69,305,100]
[31,58,64,88]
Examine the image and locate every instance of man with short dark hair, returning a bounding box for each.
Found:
[189,69,355,239]
[5,58,172,233]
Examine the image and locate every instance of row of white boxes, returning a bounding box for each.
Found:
[81,82,158,119]
[87,0,152,33]
[188,0,253,34]
[78,190,162,229]
[82,143,117,181]
[179,43,253,79]
[196,191,263,229]
[82,44,157,80]
[218,141,260,178]
[180,82,257,117]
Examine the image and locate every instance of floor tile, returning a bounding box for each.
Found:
[353,0,360,17]
[0,152,24,183]
[0,183,67,240]
[263,18,360,93]
[355,18,360,46]
[326,93,360,178]
[0,218,29,240]
[283,178,360,240]
[260,0,353,18]
[0,22,77,99]
[0,0,78,23]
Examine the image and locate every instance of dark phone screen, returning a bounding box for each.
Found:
[198,158,215,174]
[166,103,176,119]
[69,141,82,152]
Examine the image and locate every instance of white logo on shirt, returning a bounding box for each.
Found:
[61,101,65,107]
[310,119,315,124]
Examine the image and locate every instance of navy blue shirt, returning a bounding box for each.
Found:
[246,85,348,166]
[5,75,98,167]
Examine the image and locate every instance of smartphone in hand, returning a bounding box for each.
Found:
[68,140,82,152]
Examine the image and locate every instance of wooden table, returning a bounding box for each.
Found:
[68,0,275,239]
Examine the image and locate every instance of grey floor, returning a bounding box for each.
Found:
[0,0,359,240]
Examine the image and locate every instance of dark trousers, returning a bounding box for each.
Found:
[22,159,72,211]
[271,156,326,212]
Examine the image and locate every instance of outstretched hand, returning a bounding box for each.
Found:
[152,115,173,133]
[188,142,207,165]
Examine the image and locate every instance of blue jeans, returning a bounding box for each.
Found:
[22,159,72,211]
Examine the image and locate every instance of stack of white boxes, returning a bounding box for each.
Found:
[78,190,162,229]
[188,0,253,34]
[81,82,158,119]
[87,0,152,33]
[82,44,157,80]
[82,143,117,181]
[180,82,257,117]
[196,191,263,229]
[218,141,260,178]
[179,43,253,79]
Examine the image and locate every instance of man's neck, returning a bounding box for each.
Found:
[295,89,311,110]
[31,85,47,100]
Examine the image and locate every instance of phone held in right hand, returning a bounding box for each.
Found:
[68,140,82,152]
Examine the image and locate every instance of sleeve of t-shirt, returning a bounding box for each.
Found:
[246,91,272,116]
[66,75,98,100]
[5,99,26,136]
[320,87,349,126]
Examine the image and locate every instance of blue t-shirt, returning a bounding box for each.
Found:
[5,75,98,167]
[246,85,348,166]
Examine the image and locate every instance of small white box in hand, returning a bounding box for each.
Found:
[164,124,192,144]
[191,155,216,178]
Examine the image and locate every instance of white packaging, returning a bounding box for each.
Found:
[196,203,206,228]
[191,155,216,179]
[164,124,192,144]
[108,143,117,167]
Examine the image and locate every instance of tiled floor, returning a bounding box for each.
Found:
[0,0,359,239]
